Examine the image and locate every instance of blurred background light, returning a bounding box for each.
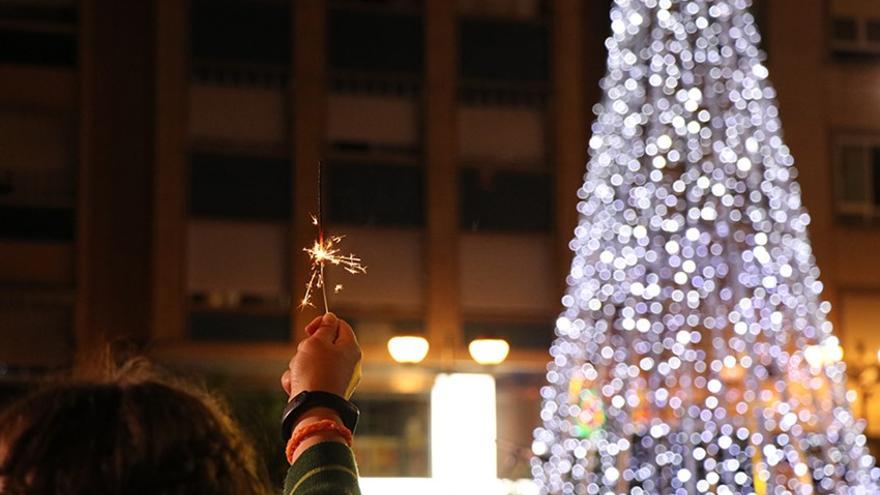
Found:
[468,338,510,365]
[387,335,430,364]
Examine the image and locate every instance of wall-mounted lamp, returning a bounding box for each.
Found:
[468,338,510,366]
[387,335,430,364]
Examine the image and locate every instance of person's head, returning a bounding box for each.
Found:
[0,358,271,495]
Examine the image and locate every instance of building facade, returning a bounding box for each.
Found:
[1,0,880,481]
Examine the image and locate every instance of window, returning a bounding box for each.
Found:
[833,17,858,42]
[459,19,548,83]
[189,154,291,221]
[829,13,880,57]
[0,205,74,241]
[0,30,76,67]
[0,3,77,67]
[190,0,290,66]
[834,137,880,223]
[327,162,424,227]
[189,310,290,342]
[460,168,551,232]
[869,20,880,43]
[329,8,423,74]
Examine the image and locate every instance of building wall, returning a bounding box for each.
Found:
[766,0,880,434]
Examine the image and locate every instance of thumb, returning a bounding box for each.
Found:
[311,312,339,342]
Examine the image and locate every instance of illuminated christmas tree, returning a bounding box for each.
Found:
[532,0,880,493]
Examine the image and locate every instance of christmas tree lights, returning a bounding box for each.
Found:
[532,1,880,493]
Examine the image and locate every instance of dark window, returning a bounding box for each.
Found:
[832,17,858,42]
[459,20,548,82]
[190,311,290,342]
[834,140,880,224]
[327,162,424,227]
[0,206,74,241]
[868,20,880,43]
[189,154,291,220]
[329,9,423,73]
[464,320,553,350]
[191,0,290,65]
[840,145,868,203]
[0,3,77,24]
[0,30,76,67]
[351,395,429,477]
[460,168,551,232]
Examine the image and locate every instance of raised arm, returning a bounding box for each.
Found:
[280,313,363,495]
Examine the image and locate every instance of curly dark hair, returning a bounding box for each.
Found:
[0,358,272,495]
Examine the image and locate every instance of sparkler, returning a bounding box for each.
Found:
[300,164,366,312]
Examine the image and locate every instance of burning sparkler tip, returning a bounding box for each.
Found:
[300,211,366,310]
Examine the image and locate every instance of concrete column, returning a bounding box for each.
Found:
[76,0,155,360]
[424,0,460,360]
[292,0,327,341]
[151,0,188,342]
[552,0,587,295]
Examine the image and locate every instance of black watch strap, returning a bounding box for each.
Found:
[281,391,360,441]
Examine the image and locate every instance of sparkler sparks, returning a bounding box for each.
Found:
[300,215,366,311]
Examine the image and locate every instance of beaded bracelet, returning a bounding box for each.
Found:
[285,419,353,464]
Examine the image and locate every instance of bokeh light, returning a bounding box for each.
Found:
[532,1,880,493]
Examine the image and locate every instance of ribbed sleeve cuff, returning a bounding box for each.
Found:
[283,441,360,495]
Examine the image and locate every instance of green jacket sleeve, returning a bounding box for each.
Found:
[283,441,361,495]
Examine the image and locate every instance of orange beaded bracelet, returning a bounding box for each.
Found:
[285,419,353,464]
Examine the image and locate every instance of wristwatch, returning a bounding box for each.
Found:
[281,390,360,440]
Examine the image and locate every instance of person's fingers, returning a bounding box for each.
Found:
[304,315,324,336]
[281,370,292,396]
[334,319,359,347]
[311,312,339,342]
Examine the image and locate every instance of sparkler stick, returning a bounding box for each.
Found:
[300,163,366,313]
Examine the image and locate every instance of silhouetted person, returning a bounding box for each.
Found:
[0,313,362,495]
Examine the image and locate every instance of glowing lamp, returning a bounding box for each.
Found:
[468,338,510,366]
[804,339,843,369]
[387,336,429,364]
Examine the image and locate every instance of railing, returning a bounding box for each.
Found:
[330,69,422,97]
[459,78,548,107]
[191,59,289,89]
